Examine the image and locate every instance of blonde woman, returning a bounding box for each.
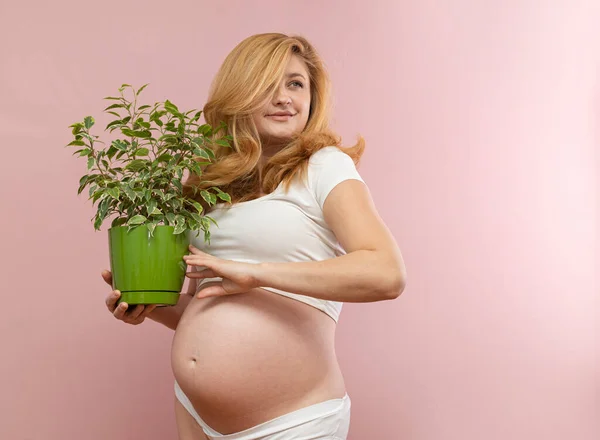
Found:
[102,33,406,440]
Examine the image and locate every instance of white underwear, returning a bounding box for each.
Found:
[174,380,351,439]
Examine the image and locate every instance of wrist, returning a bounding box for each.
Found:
[254,262,271,288]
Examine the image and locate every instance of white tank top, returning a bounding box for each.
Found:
[188,146,365,323]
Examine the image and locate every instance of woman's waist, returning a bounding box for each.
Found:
[172,287,342,390]
[175,286,337,358]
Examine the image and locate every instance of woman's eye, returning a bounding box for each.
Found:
[290,81,304,88]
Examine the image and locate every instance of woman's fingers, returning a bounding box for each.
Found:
[125,304,145,321]
[103,269,157,325]
[113,300,128,319]
[106,290,121,313]
[187,268,217,279]
[112,300,157,325]
[101,270,113,286]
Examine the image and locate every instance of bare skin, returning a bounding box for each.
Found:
[171,281,346,435]
[102,271,345,437]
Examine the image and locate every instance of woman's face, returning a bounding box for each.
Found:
[252,54,311,150]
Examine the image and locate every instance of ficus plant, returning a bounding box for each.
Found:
[65,83,232,243]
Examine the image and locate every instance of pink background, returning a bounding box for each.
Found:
[1,1,598,439]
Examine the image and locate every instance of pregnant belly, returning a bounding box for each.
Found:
[170,285,346,434]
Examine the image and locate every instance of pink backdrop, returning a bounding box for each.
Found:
[1,1,597,439]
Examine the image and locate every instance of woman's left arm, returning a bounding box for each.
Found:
[254,179,407,303]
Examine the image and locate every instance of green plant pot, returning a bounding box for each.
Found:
[108,224,189,307]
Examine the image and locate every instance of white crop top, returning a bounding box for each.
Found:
[187,146,365,323]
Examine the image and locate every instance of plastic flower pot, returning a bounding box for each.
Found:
[108,224,189,307]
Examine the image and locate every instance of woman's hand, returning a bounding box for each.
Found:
[183,245,261,299]
[102,270,158,325]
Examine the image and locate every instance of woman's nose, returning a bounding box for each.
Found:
[273,86,291,105]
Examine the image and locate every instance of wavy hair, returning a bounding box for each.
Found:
[183,33,365,209]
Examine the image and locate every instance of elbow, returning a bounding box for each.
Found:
[383,265,407,300]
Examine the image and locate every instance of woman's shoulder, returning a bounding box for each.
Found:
[305,145,364,207]
[307,146,353,172]
[308,145,344,163]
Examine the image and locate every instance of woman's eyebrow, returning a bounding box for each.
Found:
[286,72,307,80]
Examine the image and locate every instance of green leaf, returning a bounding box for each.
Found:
[70,123,84,135]
[77,175,90,194]
[106,145,118,160]
[88,184,98,198]
[106,187,120,200]
[91,189,105,203]
[155,153,172,163]
[134,118,151,129]
[165,213,176,224]
[84,116,95,129]
[87,157,95,170]
[215,139,231,147]
[67,140,86,147]
[125,159,146,172]
[212,187,231,203]
[191,200,203,213]
[75,148,90,157]
[79,132,94,142]
[111,217,128,227]
[123,185,137,201]
[173,215,186,235]
[164,100,179,113]
[106,111,121,117]
[111,140,128,151]
[213,120,227,135]
[193,148,211,160]
[147,198,157,215]
[136,83,150,96]
[188,161,203,176]
[105,120,123,130]
[197,124,212,136]
[205,216,218,227]
[134,148,149,156]
[98,197,111,219]
[94,215,103,230]
[127,215,147,226]
[138,104,151,110]
[157,134,178,142]
[104,103,127,111]
[104,96,123,101]
[200,190,216,205]
[147,221,157,236]
[121,128,152,138]
[203,148,215,159]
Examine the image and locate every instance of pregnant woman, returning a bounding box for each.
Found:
[102,32,406,440]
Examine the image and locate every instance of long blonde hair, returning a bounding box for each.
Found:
[183,33,365,208]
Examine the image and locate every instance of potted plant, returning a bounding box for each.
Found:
[66,84,231,307]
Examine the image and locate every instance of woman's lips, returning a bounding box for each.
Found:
[267,114,294,121]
